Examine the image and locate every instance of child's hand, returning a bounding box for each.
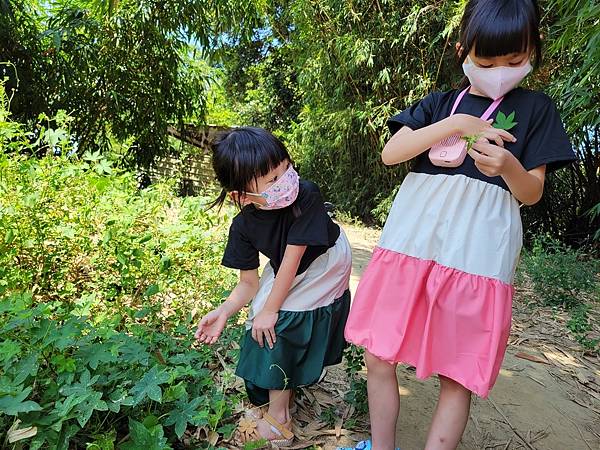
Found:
[251,310,278,349]
[468,139,518,177]
[195,309,228,345]
[452,114,516,146]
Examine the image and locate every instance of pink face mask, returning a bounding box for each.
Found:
[462,56,532,100]
[246,165,300,210]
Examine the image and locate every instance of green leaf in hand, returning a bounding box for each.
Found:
[493,111,518,130]
[463,134,480,151]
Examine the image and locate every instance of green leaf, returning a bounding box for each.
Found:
[164,397,201,437]
[117,339,150,365]
[57,225,76,239]
[493,110,518,130]
[54,392,90,418]
[75,391,108,427]
[163,382,187,403]
[0,339,21,364]
[13,353,40,385]
[54,319,83,350]
[130,366,170,406]
[159,256,172,272]
[0,386,42,415]
[116,251,128,266]
[143,284,159,297]
[51,354,77,373]
[119,419,172,450]
[76,342,117,370]
[103,228,113,245]
[60,370,100,397]
[108,388,135,413]
[4,228,15,244]
[95,159,113,175]
[52,31,62,50]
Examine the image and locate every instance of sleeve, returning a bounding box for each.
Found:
[221,217,259,271]
[521,94,576,173]
[287,182,330,247]
[387,92,439,136]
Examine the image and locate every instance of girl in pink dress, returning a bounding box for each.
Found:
[342,1,575,449]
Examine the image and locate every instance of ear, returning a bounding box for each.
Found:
[229,191,244,205]
[455,42,464,57]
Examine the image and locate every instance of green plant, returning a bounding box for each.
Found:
[567,304,599,352]
[320,405,338,427]
[523,235,598,309]
[461,111,519,152]
[343,344,368,416]
[522,234,599,353]
[1,0,262,165]
[0,85,243,448]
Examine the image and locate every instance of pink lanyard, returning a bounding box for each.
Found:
[450,87,503,120]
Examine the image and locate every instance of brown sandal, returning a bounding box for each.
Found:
[237,408,295,447]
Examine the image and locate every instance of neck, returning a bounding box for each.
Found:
[468,86,489,98]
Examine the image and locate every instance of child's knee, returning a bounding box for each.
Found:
[365,350,396,375]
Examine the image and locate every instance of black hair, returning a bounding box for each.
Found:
[210,126,292,210]
[458,0,542,67]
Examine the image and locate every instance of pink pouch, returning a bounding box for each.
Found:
[429,87,503,168]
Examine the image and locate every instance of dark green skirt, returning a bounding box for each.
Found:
[236,289,351,406]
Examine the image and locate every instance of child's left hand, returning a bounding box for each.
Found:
[468,139,518,177]
[252,310,279,349]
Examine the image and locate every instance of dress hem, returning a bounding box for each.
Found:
[347,340,493,398]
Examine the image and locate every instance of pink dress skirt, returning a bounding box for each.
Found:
[345,172,522,397]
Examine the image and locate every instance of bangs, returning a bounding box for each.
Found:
[460,0,542,65]
[250,134,289,180]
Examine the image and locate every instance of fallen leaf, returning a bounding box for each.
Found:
[7,420,37,443]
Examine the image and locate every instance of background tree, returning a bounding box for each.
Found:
[215,0,599,245]
[1,0,262,165]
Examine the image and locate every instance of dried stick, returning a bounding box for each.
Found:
[488,398,536,450]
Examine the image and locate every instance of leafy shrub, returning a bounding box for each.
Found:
[567,303,599,352]
[522,235,598,309]
[0,82,242,448]
[343,345,368,417]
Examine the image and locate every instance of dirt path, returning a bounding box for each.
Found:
[309,223,600,450]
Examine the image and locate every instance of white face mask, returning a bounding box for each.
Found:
[462,56,532,100]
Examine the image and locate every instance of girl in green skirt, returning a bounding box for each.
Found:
[195,127,352,446]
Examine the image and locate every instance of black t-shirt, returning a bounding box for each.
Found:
[388,88,576,190]
[221,180,341,275]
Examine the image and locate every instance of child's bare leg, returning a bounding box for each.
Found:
[424,375,471,450]
[365,350,399,450]
[256,389,291,438]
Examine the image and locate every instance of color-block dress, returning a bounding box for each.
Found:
[222,180,352,405]
[345,88,576,397]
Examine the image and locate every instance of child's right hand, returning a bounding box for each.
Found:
[451,114,516,147]
[195,309,228,345]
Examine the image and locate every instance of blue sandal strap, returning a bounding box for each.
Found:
[336,440,401,450]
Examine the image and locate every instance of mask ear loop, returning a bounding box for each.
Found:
[238,191,268,208]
